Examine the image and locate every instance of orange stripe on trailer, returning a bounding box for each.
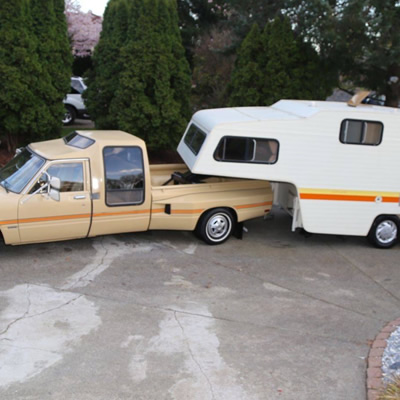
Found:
[300,193,399,203]
[382,197,399,203]
[300,193,375,202]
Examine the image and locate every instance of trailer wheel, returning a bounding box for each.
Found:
[368,216,399,249]
[196,208,235,245]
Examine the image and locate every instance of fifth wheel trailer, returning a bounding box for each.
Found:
[177,96,400,248]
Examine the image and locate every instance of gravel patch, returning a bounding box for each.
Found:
[382,325,400,383]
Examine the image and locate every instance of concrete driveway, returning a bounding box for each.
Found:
[0,209,399,400]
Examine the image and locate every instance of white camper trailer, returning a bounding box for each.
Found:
[177,97,400,248]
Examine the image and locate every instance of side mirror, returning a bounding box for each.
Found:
[50,176,61,191]
[49,188,60,202]
[14,147,24,157]
[48,176,61,202]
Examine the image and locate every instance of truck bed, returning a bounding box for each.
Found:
[149,163,240,187]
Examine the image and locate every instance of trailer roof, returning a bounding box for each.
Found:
[191,100,400,132]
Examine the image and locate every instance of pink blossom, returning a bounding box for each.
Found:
[65,0,103,57]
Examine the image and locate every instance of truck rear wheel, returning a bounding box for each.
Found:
[196,208,235,245]
[368,216,399,248]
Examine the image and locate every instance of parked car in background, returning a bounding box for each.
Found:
[62,77,89,125]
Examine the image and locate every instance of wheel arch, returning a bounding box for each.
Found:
[369,214,400,233]
[64,103,77,112]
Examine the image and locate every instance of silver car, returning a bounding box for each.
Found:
[63,77,89,125]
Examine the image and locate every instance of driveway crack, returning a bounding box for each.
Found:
[0,285,83,338]
[0,284,32,336]
[174,311,216,400]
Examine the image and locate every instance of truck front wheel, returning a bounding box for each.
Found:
[368,216,399,248]
[196,208,235,245]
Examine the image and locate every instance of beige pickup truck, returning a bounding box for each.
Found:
[0,131,272,246]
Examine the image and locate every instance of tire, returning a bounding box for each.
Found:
[196,208,235,245]
[63,105,76,125]
[368,216,399,249]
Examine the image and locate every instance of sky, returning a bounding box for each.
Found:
[78,0,109,16]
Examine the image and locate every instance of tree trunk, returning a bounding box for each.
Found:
[384,64,400,108]
[6,133,19,154]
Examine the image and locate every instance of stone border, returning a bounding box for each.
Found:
[367,318,400,400]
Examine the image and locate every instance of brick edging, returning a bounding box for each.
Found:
[367,317,400,400]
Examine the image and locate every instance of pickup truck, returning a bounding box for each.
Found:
[0,130,273,246]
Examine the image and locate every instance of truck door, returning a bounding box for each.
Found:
[18,160,92,243]
[88,146,151,236]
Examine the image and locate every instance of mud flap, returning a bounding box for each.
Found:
[233,222,244,239]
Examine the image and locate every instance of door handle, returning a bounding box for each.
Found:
[74,195,86,200]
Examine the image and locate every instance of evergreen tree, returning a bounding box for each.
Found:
[30,0,72,140]
[262,17,300,104]
[53,0,72,95]
[84,0,129,128]
[285,0,400,106]
[228,24,266,106]
[90,0,191,149]
[229,17,334,107]
[0,0,46,150]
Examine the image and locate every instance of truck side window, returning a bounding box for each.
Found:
[214,136,279,164]
[47,163,84,192]
[340,119,383,145]
[104,146,144,206]
[184,124,206,155]
[30,162,84,193]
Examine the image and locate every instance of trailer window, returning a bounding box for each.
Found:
[214,137,278,164]
[103,146,144,206]
[184,124,206,155]
[340,120,383,145]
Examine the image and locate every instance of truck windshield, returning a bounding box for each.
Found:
[0,148,45,194]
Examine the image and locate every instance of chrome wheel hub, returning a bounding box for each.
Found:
[206,214,230,240]
[376,220,397,244]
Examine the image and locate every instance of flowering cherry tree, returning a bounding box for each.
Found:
[65,0,103,56]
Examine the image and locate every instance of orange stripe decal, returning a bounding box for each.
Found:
[300,193,399,202]
[171,209,204,215]
[0,219,18,226]
[235,201,273,210]
[300,193,375,202]
[93,209,151,218]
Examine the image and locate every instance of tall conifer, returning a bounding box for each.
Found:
[229,16,333,107]
[30,0,72,139]
[114,0,191,149]
[84,0,130,128]
[86,0,191,149]
[228,24,265,106]
[0,0,45,149]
